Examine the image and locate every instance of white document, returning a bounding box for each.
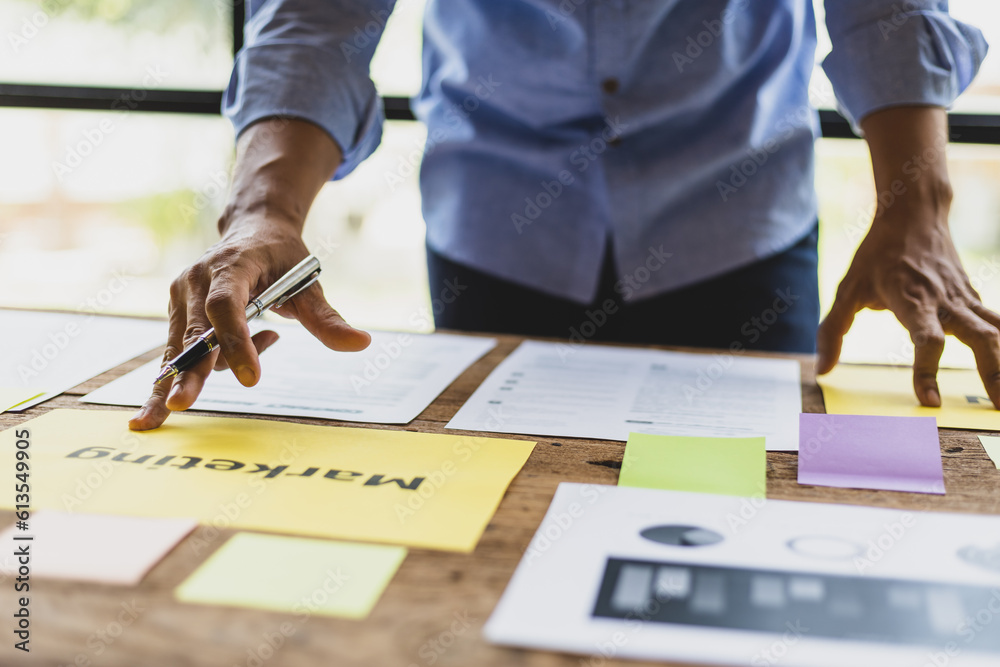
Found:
[447,340,802,450]
[485,483,1000,667]
[83,327,496,425]
[0,309,165,411]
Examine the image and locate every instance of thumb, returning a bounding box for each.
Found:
[816,291,858,375]
[287,283,372,352]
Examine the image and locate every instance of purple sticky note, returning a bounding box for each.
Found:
[798,414,945,494]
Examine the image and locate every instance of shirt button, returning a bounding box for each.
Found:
[601,78,620,95]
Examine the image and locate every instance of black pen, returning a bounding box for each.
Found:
[154,255,321,384]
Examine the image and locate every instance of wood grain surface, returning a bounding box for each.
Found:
[2,328,999,667]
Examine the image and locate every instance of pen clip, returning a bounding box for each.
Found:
[272,270,321,309]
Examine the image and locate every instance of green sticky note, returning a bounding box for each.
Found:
[977,435,1000,469]
[0,387,44,412]
[619,433,766,497]
[176,533,407,619]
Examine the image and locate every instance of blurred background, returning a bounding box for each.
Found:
[1,0,998,367]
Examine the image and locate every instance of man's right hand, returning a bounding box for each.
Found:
[129,118,371,431]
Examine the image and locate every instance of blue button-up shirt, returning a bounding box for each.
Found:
[224,0,987,303]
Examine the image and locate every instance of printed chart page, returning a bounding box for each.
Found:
[447,340,802,450]
[484,483,1000,667]
[84,326,496,424]
[1,309,165,411]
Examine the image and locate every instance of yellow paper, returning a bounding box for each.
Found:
[818,365,1000,431]
[175,533,406,619]
[0,409,535,552]
[978,435,1000,469]
[0,387,45,412]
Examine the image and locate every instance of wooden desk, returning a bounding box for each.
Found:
[2,334,999,667]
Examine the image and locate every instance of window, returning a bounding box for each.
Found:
[2,0,233,90]
[0,1,430,331]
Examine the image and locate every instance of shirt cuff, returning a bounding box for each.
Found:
[222,42,384,180]
[822,12,988,134]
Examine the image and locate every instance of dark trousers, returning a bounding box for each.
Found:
[426,226,820,353]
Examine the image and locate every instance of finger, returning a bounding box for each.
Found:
[165,351,220,411]
[214,330,281,371]
[204,265,260,386]
[271,304,300,320]
[815,286,859,375]
[941,306,1000,409]
[129,376,173,431]
[902,309,945,408]
[130,293,187,431]
[165,268,220,410]
[971,302,1000,331]
[879,281,946,407]
[288,284,372,352]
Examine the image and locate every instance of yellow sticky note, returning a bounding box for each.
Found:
[818,365,1000,431]
[0,387,44,412]
[176,533,406,619]
[978,435,1000,469]
[0,409,535,552]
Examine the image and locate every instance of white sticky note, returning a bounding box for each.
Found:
[0,511,197,585]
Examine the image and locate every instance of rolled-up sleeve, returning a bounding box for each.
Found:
[822,0,988,133]
[223,0,396,179]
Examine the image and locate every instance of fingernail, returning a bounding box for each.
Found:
[236,366,257,386]
[130,407,146,422]
[168,384,182,401]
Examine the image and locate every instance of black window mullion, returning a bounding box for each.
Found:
[233,0,245,56]
[819,109,1000,144]
[0,83,417,120]
[0,83,223,115]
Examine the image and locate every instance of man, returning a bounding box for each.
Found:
[130,0,998,431]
